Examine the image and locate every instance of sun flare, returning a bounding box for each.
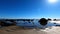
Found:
[48,0,58,4]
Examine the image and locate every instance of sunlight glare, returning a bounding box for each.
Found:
[48,0,58,4]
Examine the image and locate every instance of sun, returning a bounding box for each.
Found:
[48,0,58,4]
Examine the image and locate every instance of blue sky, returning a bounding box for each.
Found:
[0,0,60,19]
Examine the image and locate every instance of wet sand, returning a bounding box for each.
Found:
[0,26,60,34]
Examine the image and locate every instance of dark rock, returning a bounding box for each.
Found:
[38,18,48,26]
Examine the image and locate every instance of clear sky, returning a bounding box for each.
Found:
[0,0,60,19]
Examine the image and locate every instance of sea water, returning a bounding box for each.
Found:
[16,19,59,28]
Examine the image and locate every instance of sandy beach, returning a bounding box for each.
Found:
[0,26,60,34]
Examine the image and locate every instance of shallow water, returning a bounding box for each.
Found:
[16,21,60,28]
